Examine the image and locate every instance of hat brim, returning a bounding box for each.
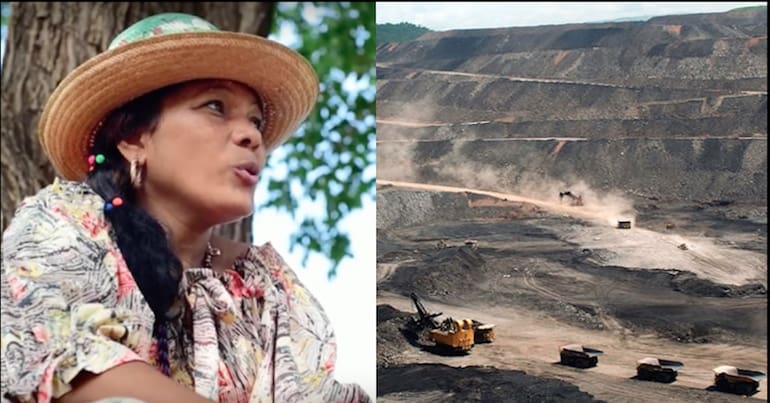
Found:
[38,32,319,181]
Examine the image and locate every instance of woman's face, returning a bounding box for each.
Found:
[135,79,266,226]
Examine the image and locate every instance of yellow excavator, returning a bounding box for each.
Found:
[428,318,475,352]
[406,293,495,353]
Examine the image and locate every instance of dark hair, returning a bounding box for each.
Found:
[85,85,182,324]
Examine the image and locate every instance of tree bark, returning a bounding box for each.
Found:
[1,2,273,243]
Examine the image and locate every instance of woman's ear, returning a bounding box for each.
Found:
[116,131,151,162]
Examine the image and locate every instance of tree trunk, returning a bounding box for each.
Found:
[1,2,273,243]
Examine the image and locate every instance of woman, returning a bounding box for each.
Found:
[1,13,370,403]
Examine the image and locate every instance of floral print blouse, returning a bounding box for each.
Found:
[1,179,370,403]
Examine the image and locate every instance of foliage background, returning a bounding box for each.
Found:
[269,3,375,277]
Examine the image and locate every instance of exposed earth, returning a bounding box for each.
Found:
[377,183,767,402]
[376,7,766,402]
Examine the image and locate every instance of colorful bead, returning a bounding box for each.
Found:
[87,155,96,165]
[112,197,124,207]
[95,154,106,164]
[104,203,113,211]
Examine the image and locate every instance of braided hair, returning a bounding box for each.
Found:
[85,83,183,375]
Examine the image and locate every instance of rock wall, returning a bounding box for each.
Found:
[376,8,767,205]
[377,9,767,89]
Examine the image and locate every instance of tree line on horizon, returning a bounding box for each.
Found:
[376,22,431,45]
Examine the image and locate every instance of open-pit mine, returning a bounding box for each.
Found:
[376,7,767,403]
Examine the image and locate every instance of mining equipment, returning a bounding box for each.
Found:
[471,319,496,343]
[406,293,495,353]
[636,357,684,383]
[617,220,632,229]
[712,365,766,396]
[559,191,584,206]
[559,344,603,368]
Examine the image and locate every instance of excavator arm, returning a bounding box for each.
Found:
[410,292,441,328]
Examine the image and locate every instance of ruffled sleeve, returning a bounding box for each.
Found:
[250,244,371,403]
[1,194,151,402]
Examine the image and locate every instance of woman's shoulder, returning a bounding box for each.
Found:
[2,180,115,286]
[11,178,101,217]
[4,178,106,246]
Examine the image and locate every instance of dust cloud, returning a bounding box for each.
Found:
[376,101,637,227]
[445,143,635,226]
[378,147,637,228]
[376,100,441,182]
[376,140,418,183]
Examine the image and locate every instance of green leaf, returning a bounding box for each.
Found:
[266,2,375,277]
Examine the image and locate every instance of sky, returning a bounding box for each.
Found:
[376,2,768,31]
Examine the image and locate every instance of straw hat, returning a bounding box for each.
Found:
[38,13,319,181]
